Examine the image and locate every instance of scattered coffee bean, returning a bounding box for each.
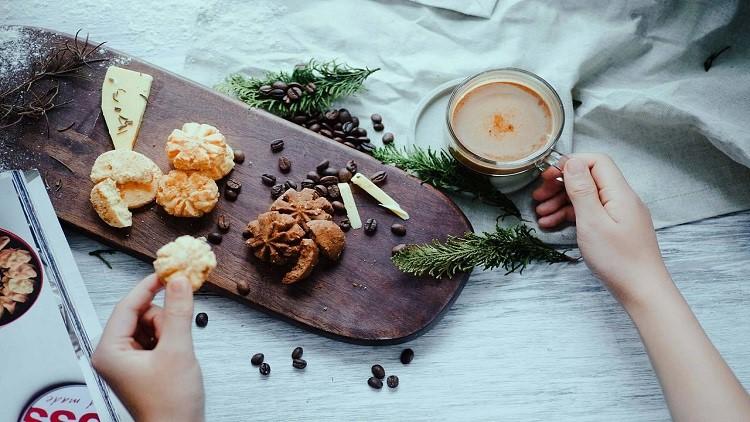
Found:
[207,232,223,245]
[355,137,369,146]
[314,184,328,197]
[292,114,307,125]
[368,377,383,389]
[351,116,360,127]
[338,219,351,232]
[346,160,358,174]
[261,174,277,186]
[320,129,333,138]
[359,143,376,154]
[195,312,208,327]
[308,123,321,133]
[344,141,357,149]
[233,149,246,163]
[391,224,406,236]
[392,243,408,256]
[320,175,339,186]
[400,348,414,364]
[355,127,368,138]
[371,113,382,123]
[337,168,352,183]
[321,167,339,178]
[251,353,264,366]
[382,132,395,144]
[338,108,352,123]
[387,375,399,388]
[324,109,339,121]
[333,130,346,138]
[271,80,287,90]
[226,178,242,192]
[269,88,285,98]
[331,201,347,215]
[306,171,321,183]
[224,189,238,201]
[271,184,285,199]
[242,229,253,239]
[371,364,386,379]
[285,180,298,190]
[301,179,315,189]
[342,121,355,134]
[270,139,285,153]
[259,362,271,376]
[278,156,292,173]
[327,184,341,199]
[370,171,387,185]
[316,160,330,173]
[236,279,251,295]
[292,346,304,359]
[217,214,231,232]
[292,358,307,369]
[373,123,385,132]
[364,218,378,235]
[345,135,359,145]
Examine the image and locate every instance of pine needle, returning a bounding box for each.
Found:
[373,145,520,218]
[392,225,575,278]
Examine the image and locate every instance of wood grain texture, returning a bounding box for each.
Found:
[7,27,472,344]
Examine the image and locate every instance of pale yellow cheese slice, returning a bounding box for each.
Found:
[101,66,152,150]
[350,173,409,220]
[338,183,362,229]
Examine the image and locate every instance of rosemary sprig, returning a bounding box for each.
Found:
[218,59,378,117]
[373,145,520,218]
[392,224,574,278]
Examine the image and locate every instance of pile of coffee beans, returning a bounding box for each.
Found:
[367,363,399,390]
[224,178,242,202]
[291,346,307,369]
[258,81,316,106]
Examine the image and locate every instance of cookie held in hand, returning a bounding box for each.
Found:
[153,235,216,291]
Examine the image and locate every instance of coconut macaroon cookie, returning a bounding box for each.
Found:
[165,122,235,180]
[90,178,133,228]
[156,170,219,217]
[153,235,217,291]
[90,149,163,209]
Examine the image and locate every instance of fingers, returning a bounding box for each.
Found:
[140,304,164,340]
[563,158,608,224]
[157,277,194,353]
[100,274,163,345]
[532,167,564,202]
[569,153,632,200]
[538,205,575,229]
[536,191,569,216]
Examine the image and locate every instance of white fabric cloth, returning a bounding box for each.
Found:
[182,0,750,243]
[408,0,498,18]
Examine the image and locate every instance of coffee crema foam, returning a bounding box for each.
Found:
[451,81,553,163]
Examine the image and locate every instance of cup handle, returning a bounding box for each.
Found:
[535,149,569,182]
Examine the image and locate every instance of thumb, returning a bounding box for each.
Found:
[158,277,194,352]
[563,158,607,223]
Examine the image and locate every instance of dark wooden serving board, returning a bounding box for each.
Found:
[2,27,473,344]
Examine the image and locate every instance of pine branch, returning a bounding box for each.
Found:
[392,224,575,278]
[373,145,520,218]
[217,59,378,117]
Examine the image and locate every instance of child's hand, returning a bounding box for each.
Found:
[92,274,204,422]
[533,154,669,306]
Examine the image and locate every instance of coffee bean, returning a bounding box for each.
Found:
[333,137,344,143]
[391,223,406,236]
[271,184,285,199]
[287,86,302,101]
[251,353,264,366]
[301,179,315,189]
[224,189,238,201]
[371,113,382,123]
[242,229,253,239]
[320,129,333,138]
[346,160,358,174]
[269,88,285,98]
[292,346,304,359]
[333,130,346,138]
[345,135,360,145]
[284,180,297,190]
[259,362,271,376]
[334,122,343,130]
[195,312,208,327]
[261,174,276,186]
[368,377,383,389]
[324,109,339,121]
[306,171,321,183]
[373,123,384,132]
[278,156,292,173]
[338,108,352,123]
[370,171,387,185]
[322,167,339,177]
[217,214,231,232]
[387,375,399,388]
[331,201,346,215]
[343,142,356,149]
[371,364,385,379]
[382,132,395,144]
[327,184,341,199]
[259,85,272,95]
[351,116,360,127]
[292,358,307,369]
[320,175,339,186]
[392,243,408,256]
[400,348,414,364]
[364,218,377,235]
[359,143,376,154]
[309,123,321,133]
[354,127,367,137]
[207,232,223,244]
[271,80,287,90]
[316,160,330,173]
[233,149,246,163]
[314,185,328,197]
[226,178,242,192]
[342,122,354,134]
[292,114,308,125]
[270,139,284,153]
[338,219,351,232]
[236,279,251,295]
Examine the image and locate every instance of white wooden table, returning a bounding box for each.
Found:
[7,2,750,420]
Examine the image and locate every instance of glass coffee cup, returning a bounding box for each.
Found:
[445,68,566,192]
